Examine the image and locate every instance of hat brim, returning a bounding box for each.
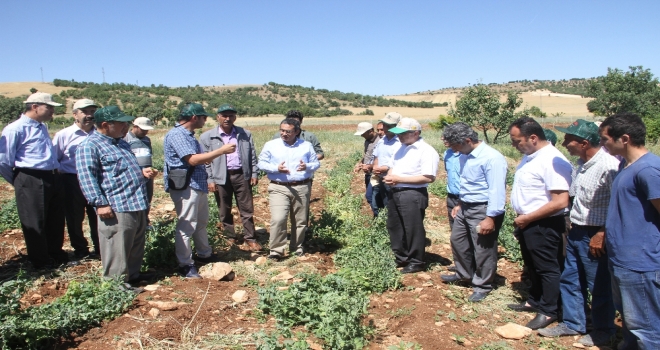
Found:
[554,126,572,134]
[136,124,154,130]
[379,119,397,126]
[46,101,63,107]
[389,127,410,134]
[217,109,238,114]
[112,115,136,122]
[354,130,367,136]
[74,103,97,109]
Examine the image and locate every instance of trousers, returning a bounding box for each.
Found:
[97,210,147,282]
[170,187,213,267]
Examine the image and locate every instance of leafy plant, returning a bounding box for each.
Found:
[0,199,21,232]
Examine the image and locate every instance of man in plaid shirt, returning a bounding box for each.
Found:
[76,106,157,290]
[538,120,619,346]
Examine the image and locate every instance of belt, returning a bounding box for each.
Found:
[15,167,57,176]
[459,200,488,206]
[391,187,428,193]
[571,223,601,230]
[227,168,243,175]
[447,193,459,199]
[270,178,312,186]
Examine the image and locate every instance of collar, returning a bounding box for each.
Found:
[219,126,237,137]
[467,141,486,158]
[20,114,42,127]
[73,123,95,135]
[281,138,303,147]
[174,123,195,136]
[526,143,552,160]
[96,132,121,144]
[580,147,605,171]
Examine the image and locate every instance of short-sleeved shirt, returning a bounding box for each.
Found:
[390,138,440,189]
[569,148,619,226]
[163,124,207,192]
[606,152,660,272]
[444,149,461,195]
[373,135,401,170]
[511,144,573,216]
[123,131,152,168]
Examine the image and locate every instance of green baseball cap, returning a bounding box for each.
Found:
[180,103,209,118]
[543,128,557,146]
[217,103,237,114]
[555,119,600,145]
[94,106,135,123]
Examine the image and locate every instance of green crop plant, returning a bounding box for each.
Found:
[0,199,21,232]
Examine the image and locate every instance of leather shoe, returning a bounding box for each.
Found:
[468,291,489,302]
[507,302,538,313]
[194,253,222,264]
[440,274,467,283]
[127,272,157,285]
[267,253,282,261]
[400,264,425,274]
[525,313,557,330]
[396,261,408,268]
[246,241,263,251]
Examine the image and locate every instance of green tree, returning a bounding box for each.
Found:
[528,106,547,118]
[587,66,660,117]
[448,85,527,143]
[0,96,24,125]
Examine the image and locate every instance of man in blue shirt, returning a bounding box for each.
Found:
[76,106,157,288]
[0,93,68,268]
[164,103,235,278]
[258,118,320,260]
[440,122,508,302]
[372,112,402,211]
[599,113,660,349]
[443,140,461,230]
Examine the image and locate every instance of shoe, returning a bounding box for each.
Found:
[537,322,580,337]
[74,250,91,259]
[525,313,557,330]
[440,274,467,283]
[180,265,202,279]
[87,251,101,260]
[119,282,144,294]
[447,265,457,272]
[127,272,157,285]
[578,330,615,346]
[194,253,222,264]
[396,261,408,268]
[267,253,282,261]
[507,302,539,313]
[246,241,263,251]
[400,264,425,274]
[293,251,304,257]
[468,291,489,302]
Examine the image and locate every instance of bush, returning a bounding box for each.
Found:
[429,115,456,130]
[0,199,21,232]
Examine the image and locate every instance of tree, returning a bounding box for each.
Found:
[528,106,547,118]
[587,66,660,117]
[448,85,527,143]
[0,96,24,125]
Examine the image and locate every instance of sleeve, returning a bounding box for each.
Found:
[638,166,660,200]
[309,134,324,157]
[305,143,321,172]
[52,131,65,164]
[75,144,109,207]
[545,156,572,191]
[199,133,214,183]
[248,132,259,178]
[420,146,439,177]
[257,142,279,173]
[170,133,197,165]
[0,130,17,184]
[485,155,508,217]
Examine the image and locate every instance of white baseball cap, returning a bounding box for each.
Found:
[133,117,155,130]
[389,118,422,134]
[354,122,373,136]
[24,92,62,106]
[73,99,97,110]
[380,112,402,125]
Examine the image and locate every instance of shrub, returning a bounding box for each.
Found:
[0,199,21,232]
[429,115,456,130]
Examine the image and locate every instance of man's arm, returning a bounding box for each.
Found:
[75,145,110,208]
[479,158,507,234]
[199,133,216,185]
[308,133,324,160]
[0,131,18,184]
[247,132,259,184]
[384,174,435,186]
[514,190,569,229]
[183,144,235,166]
[257,143,279,173]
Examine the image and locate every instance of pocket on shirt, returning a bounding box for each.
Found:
[101,155,128,174]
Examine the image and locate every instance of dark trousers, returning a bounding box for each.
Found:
[62,173,99,255]
[446,193,459,231]
[387,187,428,267]
[212,172,256,241]
[145,177,154,223]
[518,215,565,317]
[14,169,67,266]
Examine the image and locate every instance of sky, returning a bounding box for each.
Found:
[2,0,659,96]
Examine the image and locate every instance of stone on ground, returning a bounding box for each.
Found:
[494,322,532,339]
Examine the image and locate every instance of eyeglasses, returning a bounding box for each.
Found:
[280,129,295,135]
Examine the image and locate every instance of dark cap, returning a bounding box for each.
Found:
[543,128,557,146]
[555,119,600,145]
[94,106,135,123]
[180,103,209,118]
[217,103,237,114]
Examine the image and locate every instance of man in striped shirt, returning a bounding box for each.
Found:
[538,120,618,347]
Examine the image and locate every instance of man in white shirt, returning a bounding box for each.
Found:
[507,117,573,330]
[383,118,439,274]
[53,98,100,260]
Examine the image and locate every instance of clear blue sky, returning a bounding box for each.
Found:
[2,0,658,96]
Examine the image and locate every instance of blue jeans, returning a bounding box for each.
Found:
[560,225,615,334]
[609,262,660,349]
[371,181,389,217]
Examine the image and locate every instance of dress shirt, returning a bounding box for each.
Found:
[163,124,208,192]
[569,148,620,226]
[390,138,440,189]
[0,114,59,184]
[75,132,148,212]
[219,126,241,170]
[52,123,95,174]
[458,142,507,217]
[373,135,401,169]
[511,144,572,216]
[272,130,324,158]
[258,138,320,182]
[444,149,461,195]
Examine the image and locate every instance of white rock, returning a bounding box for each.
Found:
[232,290,249,303]
[148,308,160,318]
[148,301,179,311]
[494,323,532,339]
[199,262,233,280]
[163,204,175,211]
[417,273,432,280]
[270,271,294,282]
[255,257,267,265]
[572,343,585,348]
[144,284,160,292]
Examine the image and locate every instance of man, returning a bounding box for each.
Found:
[442,138,461,230]
[372,112,403,212]
[124,117,155,224]
[538,120,618,347]
[383,118,439,274]
[0,93,68,268]
[600,113,660,349]
[164,103,236,278]
[76,106,157,287]
[52,98,100,260]
[272,110,324,160]
[507,117,573,330]
[200,104,261,251]
[353,122,381,217]
[258,118,320,260]
[440,122,507,302]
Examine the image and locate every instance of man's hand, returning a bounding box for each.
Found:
[451,205,461,219]
[478,216,496,235]
[361,164,373,173]
[373,165,389,175]
[589,230,606,257]
[278,161,290,174]
[142,167,158,179]
[296,160,306,171]
[208,183,217,192]
[97,205,115,220]
[514,214,531,230]
[353,163,361,174]
[383,174,400,186]
[219,143,237,154]
[250,178,258,186]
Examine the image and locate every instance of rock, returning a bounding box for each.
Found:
[435,321,445,326]
[445,303,451,307]
[144,284,160,292]
[30,294,43,303]
[255,257,267,265]
[478,319,488,325]
[270,271,294,282]
[385,298,395,303]
[463,340,473,346]
[163,204,175,211]
[244,261,254,265]
[572,343,585,348]
[422,282,433,287]
[148,301,179,311]
[494,323,532,340]
[277,286,289,291]
[148,308,160,318]
[414,287,423,293]
[417,272,432,280]
[199,262,233,281]
[232,290,249,303]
